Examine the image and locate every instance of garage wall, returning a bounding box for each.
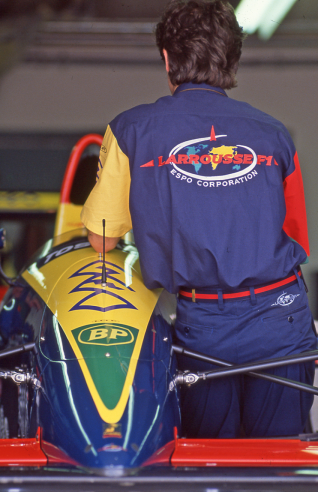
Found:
[0,63,169,132]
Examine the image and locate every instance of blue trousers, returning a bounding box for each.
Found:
[174,279,316,438]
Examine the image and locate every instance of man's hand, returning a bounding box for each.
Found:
[87,230,120,253]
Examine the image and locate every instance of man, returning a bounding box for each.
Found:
[81,0,316,438]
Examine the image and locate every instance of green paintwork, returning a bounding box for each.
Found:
[72,322,139,411]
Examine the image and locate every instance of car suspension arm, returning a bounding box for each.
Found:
[0,343,40,388]
[0,342,37,360]
[0,369,40,388]
[170,345,318,396]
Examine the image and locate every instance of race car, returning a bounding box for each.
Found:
[1,135,318,477]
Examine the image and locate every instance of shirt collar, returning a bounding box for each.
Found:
[173,82,227,98]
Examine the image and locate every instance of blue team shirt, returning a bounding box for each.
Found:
[109,82,308,293]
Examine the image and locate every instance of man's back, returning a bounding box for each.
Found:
[109,82,308,292]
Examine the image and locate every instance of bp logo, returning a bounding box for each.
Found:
[76,322,135,347]
[72,322,139,414]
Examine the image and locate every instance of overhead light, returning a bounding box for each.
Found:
[258,0,298,40]
[235,0,274,35]
[235,0,298,39]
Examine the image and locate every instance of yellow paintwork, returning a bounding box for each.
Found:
[0,191,59,213]
[54,203,83,236]
[22,243,161,423]
[51,227,88,247]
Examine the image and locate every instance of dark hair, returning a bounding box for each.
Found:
[155,0,245,89]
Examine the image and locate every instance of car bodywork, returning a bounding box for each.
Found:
[0,227,179,469]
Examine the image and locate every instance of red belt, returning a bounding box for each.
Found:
[179,270,302,302]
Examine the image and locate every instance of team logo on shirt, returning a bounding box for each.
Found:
[141,125,276,188]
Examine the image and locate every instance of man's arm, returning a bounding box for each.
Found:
[80,125,132,247]
[282,151,310,256]
[87,230,120,253]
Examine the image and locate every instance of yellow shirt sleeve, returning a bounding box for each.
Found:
[80,125,132,237]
